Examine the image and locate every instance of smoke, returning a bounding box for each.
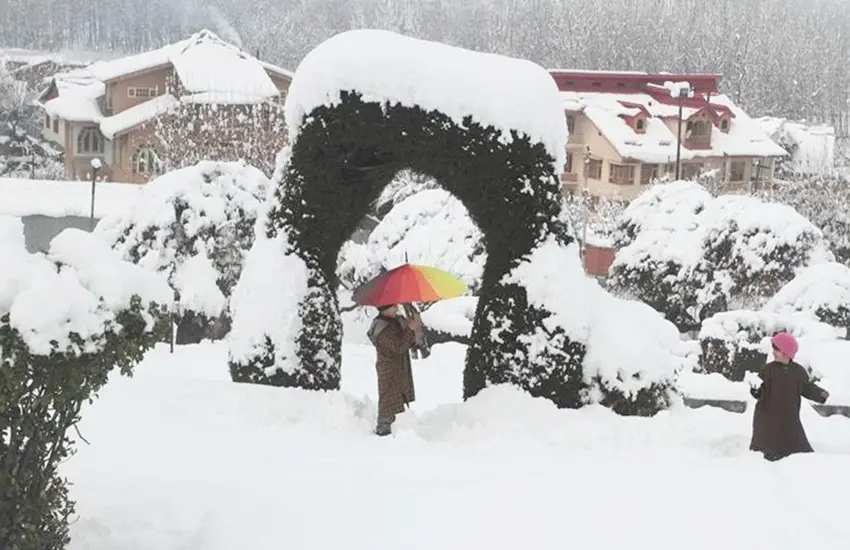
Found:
[205,5,244,49]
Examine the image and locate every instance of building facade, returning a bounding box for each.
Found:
[552,71,787,199]
[37,30,292,184]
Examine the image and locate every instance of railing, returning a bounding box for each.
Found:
[561,172,579,183]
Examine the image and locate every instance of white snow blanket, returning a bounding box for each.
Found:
[284,29,567,171]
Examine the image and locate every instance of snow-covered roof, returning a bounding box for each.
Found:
[39,67,105,122]
[564,91,786,163]
[169,31,280,99]
[285,29,567,170]
[100,94,181,139]
[84,30,282,101]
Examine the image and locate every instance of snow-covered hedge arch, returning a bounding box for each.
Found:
[228,30,682,415]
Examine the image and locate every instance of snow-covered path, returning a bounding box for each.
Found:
[65,342,850,550]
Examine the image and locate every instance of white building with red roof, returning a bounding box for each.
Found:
[553,70,786,198]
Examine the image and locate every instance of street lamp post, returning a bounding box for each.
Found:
[89,158,102,231]
[674,86,691,181]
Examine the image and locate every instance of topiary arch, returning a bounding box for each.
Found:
[228,30,673,414]
[229,86,589,406]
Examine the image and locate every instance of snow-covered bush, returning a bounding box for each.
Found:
[763,262,850,336]
[698,310,840,381]
[610,181,832,332]
[96,160,271,343]
[0,218,170,550]
[338,188,486,293]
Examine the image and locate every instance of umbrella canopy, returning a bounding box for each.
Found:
[352,264,468,306]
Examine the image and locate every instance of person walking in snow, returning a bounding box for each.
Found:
[749,332,829,461]
[367,303,422,436]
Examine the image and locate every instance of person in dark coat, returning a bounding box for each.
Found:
[367,303,422,436]
[749,332,829,461]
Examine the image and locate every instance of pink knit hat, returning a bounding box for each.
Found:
[771,332,799,360]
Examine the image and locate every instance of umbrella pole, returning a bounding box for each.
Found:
[404,303,431,360]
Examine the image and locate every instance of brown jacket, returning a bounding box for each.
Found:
[750,361,827,460]
[368,315,416,419]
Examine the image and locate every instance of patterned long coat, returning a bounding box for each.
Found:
[367,316,416,419]
[750,361,828,460]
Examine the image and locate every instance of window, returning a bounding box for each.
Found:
[77,127,104,154]
[609,163,634,185]
[586,158,603,180]
[729,160,746,182]
[128,86,159,99]
[635,118,646,132]
[564,152,573,173]
[566,115,575,134]
[53,118,58,133]
[132,145,162,176]
[44,114,50,128]
[720,118,729,131]
[640,164,659,185]
[686,120,710,137]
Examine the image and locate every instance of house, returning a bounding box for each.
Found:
[756,117,836,177]
[552,71,787,199]
[35,30,293,183]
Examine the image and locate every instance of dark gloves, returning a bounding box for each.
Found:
[750,385,762,399]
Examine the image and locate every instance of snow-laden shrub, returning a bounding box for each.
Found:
[337,188,486,293]
[698,309,841,381]
[0,218,170,550]
[96,160,271,343]
[610,181,833,332]
[502,236,684,415]
[763,262,850,335]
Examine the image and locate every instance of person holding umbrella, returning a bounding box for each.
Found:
[367,303,423,436]
[353,262,469,437]
[749,332,829,461]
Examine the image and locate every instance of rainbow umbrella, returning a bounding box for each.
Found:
[352,264,468,307]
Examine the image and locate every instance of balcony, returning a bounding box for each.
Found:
[683,134,711,149]
[561,172,579,183]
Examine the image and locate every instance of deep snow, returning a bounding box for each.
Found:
[65,339,850,550]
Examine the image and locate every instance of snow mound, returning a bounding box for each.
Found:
[285,29,567,170]
[506,236,685,408]
[764,262,850,329]
[95,161,271,319]
[1,217,171,354]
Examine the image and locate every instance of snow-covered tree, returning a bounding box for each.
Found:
[0,217,170,550]
[152,98,287,177]
[761,177,850,267]
[95,160,272,343]
[337,187,486,294]
[609,181,833,333]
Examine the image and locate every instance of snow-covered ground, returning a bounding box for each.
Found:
[65,339,850,550]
